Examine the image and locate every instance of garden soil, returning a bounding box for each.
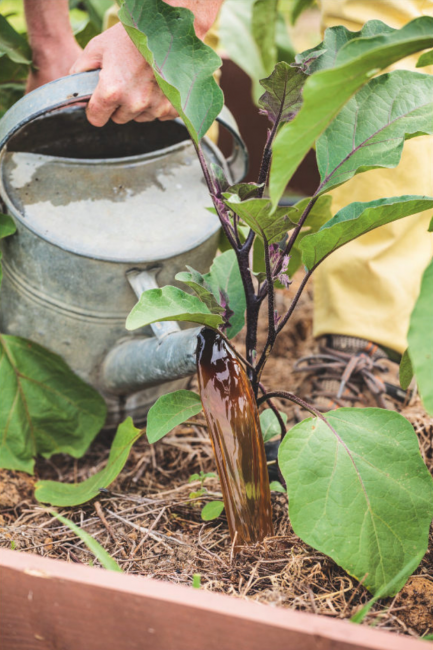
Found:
[1,274,432,640]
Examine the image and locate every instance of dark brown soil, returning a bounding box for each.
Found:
[1,275,432,640]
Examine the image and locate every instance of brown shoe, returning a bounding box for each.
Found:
[294,334,410,415]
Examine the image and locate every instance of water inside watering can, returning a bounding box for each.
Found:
[1,107,221,263]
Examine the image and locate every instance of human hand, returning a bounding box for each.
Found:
[69,22,178,127]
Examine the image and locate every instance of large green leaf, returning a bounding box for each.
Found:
[0,14,31,64]
[294,21,394,75]
[408,258,433,415]
[270,17,433,205]
[50,512,122,571]
[285,195,333,276]
[300,196,433,270]
[0,335,107,474]
[0,212,16,286]
[119,0,223,143]
[258,61,306,125]
[126,285,224,331]
[35,418,141,506]
[279,408,433,595]
[202,250,246,338]
[316,71,433,194]
[146,390,202,444]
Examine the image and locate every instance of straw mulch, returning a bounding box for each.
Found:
[1,277,432,640]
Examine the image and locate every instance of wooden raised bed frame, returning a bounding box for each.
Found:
[0,547,428,650]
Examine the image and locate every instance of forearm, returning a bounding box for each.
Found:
[24,0,75,57]
[164,0,224,38]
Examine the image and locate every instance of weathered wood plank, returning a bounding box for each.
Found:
[0,549,426,650]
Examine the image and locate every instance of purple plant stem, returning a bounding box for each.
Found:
[255,269,312,378]
[257,390,324,422]
[258,383,287,439]
[283,195,318,258]
[195,143,237,250]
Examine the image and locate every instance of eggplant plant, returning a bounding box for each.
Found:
[35,0,433,598]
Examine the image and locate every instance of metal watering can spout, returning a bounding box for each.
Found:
[0,71,247,428]
[102,268,200,395]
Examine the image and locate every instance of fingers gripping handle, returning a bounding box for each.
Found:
[0,70,248,182]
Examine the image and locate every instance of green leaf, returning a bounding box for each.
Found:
[0,82,24,118]
[316,70,433,194]
[429,216,433,232]
[285,195,333,276]
[294,21,390,75]
[251,195,333,279]
[119,0,223,144]
[219,0,268,103]
[224,195,294,244]
[251,0,278,74]
[258,61,306,125]
[275,12,295,65]
[203,250,246,338]
[50,512,122,572]
[269,480,286,493]
[0,212,17,286]
[35,419,140,506]
[279,408,433,595]
[175,267,225,315]
[408,259,433,415]
[399,349,414,391]
[201,500,224,521]
[260,409,287,443]
[146,390,202,444]
[300,196,433,270]
[82,0,114,30]
[290,0,315,26]
[0,212,16,240]
[73,18,99,48]
[192,573,201,588]
[0,335,107,474]
[125,285,224,331]
[0,14,32,64]
[0,55,28,83]
[270,17,433,205]
[225,182,261,201]
[350,551,425,624]
[416,49,433,67]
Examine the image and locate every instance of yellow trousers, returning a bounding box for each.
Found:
[314,0,433,354]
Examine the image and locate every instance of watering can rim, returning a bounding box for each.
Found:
[2,108,194,166]
[0,71,248,264]
[0,70,248,181]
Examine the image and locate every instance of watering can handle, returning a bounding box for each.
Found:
[0,69,248,182]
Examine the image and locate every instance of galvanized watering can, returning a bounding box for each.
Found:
[0,71,248,428]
